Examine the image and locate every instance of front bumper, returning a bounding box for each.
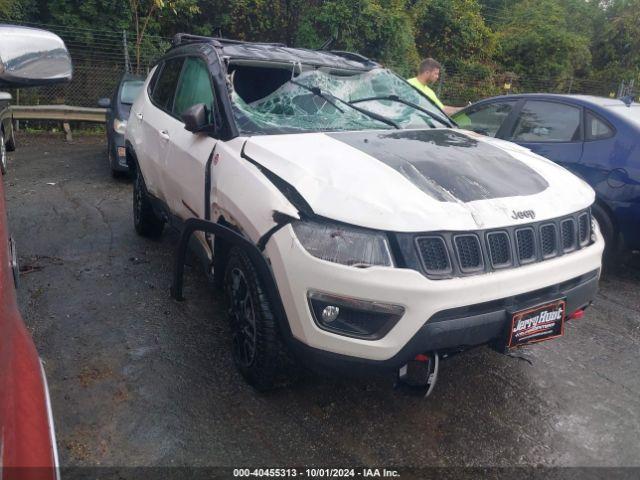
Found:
[265,224,604,364]
[109,132,129,172]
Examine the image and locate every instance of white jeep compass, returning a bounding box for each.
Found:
[126,34,604,395]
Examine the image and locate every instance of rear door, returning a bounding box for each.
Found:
[163,55,218,220]
[139,57,184,200]
[506,100,584,170]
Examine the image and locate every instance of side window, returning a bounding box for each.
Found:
[585,111,614,141]
[151,57,184,112]
[512,101,581,142]
[454,101,516,137]
[173,57,216,121]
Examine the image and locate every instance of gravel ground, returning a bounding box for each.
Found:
[5,134,640,474]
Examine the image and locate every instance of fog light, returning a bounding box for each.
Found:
[321,305,340,323]
[117,146,126,158]
[307,291,404,340]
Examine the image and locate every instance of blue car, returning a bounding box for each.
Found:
[98,73,144,177]
[452,94,640,259]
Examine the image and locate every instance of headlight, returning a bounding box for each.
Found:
[292,220,393,267]
[113,118,127,134]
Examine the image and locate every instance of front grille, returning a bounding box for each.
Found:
[540,224,558,257]
[487,232,511,267]
[408,208,593,279]
[578,213,590,245]
[516,228,536,263]
[416,237,450,274]
[562,219,576,251]
[454,235,483,271]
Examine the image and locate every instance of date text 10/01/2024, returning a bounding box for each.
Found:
[233,468,401,477]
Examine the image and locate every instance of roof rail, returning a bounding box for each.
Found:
[326,50,376,65]
[172,33,222,48]
[172,33,286,49]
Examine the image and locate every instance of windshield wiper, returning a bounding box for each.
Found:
[349,94,451,127]
[289,80,399,129]
[289,79,344,112]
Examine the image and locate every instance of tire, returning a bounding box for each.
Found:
[591,202,617,265]
[224,246,288,391]
[0,131,7,175]
[133,167,164,238]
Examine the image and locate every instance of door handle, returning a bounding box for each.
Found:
[159,130,170,140]
[135,112,143,120]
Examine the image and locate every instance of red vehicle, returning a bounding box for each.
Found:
[0,25,72,480]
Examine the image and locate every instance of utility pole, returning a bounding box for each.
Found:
[123,30,131,74]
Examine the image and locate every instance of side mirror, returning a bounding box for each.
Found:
[0,25,72,87]
[98,97,111,108]
[182,103,216,133]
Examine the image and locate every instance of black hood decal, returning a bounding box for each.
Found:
[327,130,548,203]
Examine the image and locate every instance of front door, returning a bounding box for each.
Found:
[162,56,218,221]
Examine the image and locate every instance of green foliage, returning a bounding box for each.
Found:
[413,0,495,65]
[7,0,640,104]
[0,0,37,20]
[592,0,640,82]
[294,0,419,76]
[495,0,592,88]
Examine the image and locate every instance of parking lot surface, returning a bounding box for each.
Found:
[6,134,640,470]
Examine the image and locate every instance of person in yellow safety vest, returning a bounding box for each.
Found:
[407,58,461,116]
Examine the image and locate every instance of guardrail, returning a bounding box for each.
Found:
[9,105,107,141]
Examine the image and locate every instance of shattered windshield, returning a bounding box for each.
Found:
[231,67,449,135]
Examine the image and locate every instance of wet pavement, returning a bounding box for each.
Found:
[5,134,640,470]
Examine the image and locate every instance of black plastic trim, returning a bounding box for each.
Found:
[486,230,512,268]
[561,218,577,252]
[414,235,453,275]
[395,208,593,280]
[453,233,484,273]
[289,269,600,374]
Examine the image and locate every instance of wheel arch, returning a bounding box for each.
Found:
[213,215,237,288]
[171,218,294,338]
[593,197,618,233]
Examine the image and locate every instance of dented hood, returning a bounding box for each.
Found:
[242,128,595,232]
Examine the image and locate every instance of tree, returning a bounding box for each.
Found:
[0,0,36,19]
[295,0,419,76]
[411,0,496,103]
[495,0,592,89]
[413,0,495,66]
[592,0,640,81]
[128,0,199,72]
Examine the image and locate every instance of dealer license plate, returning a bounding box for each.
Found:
[507,299,566,349]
